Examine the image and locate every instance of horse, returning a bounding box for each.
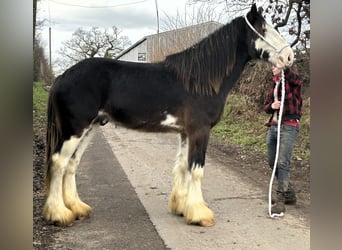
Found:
[43,4,294,227]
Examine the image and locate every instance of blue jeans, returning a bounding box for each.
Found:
[266,124,299,194]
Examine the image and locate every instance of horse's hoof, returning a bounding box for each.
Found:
[43,204,75,227]
[54,220,74,227]
[186,218,215,227]
[76,215,88,221]
[199,218,215,227]
[69,202,93,220]
[75,207,92,221]
[184,202,215,227]
[47,213,75,227]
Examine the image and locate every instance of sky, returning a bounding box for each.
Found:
[37,0,293,74]
[37,0,226,72]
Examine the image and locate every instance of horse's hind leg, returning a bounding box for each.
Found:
[183,128,215,227]
[63,127,95,220]
[43,136,82,226]
[169,133,189,216]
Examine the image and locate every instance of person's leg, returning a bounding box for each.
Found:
[266,126,277,171]
[272,124,299,213]
[284,182,297,205]
[277,124,299,194]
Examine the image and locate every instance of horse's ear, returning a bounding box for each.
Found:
[251,3,258,15]
[258,7,263,15]
[248,4,259,22]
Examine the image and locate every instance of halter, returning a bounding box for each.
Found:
[244,14,290,54]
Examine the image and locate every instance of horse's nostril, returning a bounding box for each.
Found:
[288,56,291,62]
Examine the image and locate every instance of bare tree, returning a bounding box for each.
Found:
[161,1,227,31]
[265,0,310,50]
[153,1,225,62]
[57,26,131,71]
[189,0,310,50]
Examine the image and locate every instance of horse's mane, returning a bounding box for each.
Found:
[164,17,245,96]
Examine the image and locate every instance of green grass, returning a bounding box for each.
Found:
[33,82,49,116]
[212,94,267,152]
[212,115,268,153]
[33,82,49,136]
[211,93,310,163]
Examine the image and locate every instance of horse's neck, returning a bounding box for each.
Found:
[219,52,249,99]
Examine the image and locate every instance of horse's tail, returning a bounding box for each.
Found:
[45,79,62,193]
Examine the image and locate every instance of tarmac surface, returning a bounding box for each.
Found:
[50,124,310,249]
[50,129,167,249]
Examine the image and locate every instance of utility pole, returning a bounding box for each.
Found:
[155,0,159,35]
[49,26,52,85]
[154,0,160,61]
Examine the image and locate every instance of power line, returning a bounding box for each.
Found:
[49,0,147,9]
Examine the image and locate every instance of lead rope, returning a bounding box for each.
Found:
[268,69,285,218]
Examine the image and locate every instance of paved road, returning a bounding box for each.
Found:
[50,129,166,249]
[52,124,310,249]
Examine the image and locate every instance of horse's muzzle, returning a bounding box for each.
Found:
[278,47,294,68]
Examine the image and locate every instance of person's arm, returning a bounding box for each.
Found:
[263,84,275,114]
[286,69,302,86]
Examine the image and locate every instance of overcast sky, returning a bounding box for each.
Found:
[37,0,229,68]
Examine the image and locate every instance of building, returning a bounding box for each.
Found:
[116,21,222,63]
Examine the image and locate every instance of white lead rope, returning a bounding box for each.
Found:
[243,12,288,217]
[268,69,285,218]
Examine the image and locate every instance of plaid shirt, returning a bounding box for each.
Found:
[263,68,303,124]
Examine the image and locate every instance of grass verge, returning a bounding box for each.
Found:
[211,93,310,164]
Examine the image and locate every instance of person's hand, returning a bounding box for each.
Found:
[271,100,281,110]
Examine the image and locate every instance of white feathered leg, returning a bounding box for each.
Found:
[169,134,189,216]
[63,128,95,220]
[43,136,82,226]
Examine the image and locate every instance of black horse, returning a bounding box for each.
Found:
[43,4,294,227]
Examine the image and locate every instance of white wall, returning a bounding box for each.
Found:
[118,40,148,63]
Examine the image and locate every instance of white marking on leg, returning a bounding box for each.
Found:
[161,114,181,129]
[169,134,189,215]
[184,164,215,226]
[43,134,83,225]
[63,128,95,218]
[187,164,204,205]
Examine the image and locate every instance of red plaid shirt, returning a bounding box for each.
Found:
[263,68,303,125]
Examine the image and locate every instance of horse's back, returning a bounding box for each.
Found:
[50,58,117,136]
[50,58,185,134]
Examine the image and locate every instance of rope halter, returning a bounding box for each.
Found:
[244,14,290,54]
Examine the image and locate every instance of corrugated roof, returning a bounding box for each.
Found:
[115,21,222,60]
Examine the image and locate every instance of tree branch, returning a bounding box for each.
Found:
[275,0,293,29]
[290,1,303,47]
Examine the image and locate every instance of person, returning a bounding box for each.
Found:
[263,65,303,214]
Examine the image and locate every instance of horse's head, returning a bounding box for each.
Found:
[245,4,294,69]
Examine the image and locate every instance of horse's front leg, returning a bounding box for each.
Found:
[169,133,189,216]
[183,128,215,227]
